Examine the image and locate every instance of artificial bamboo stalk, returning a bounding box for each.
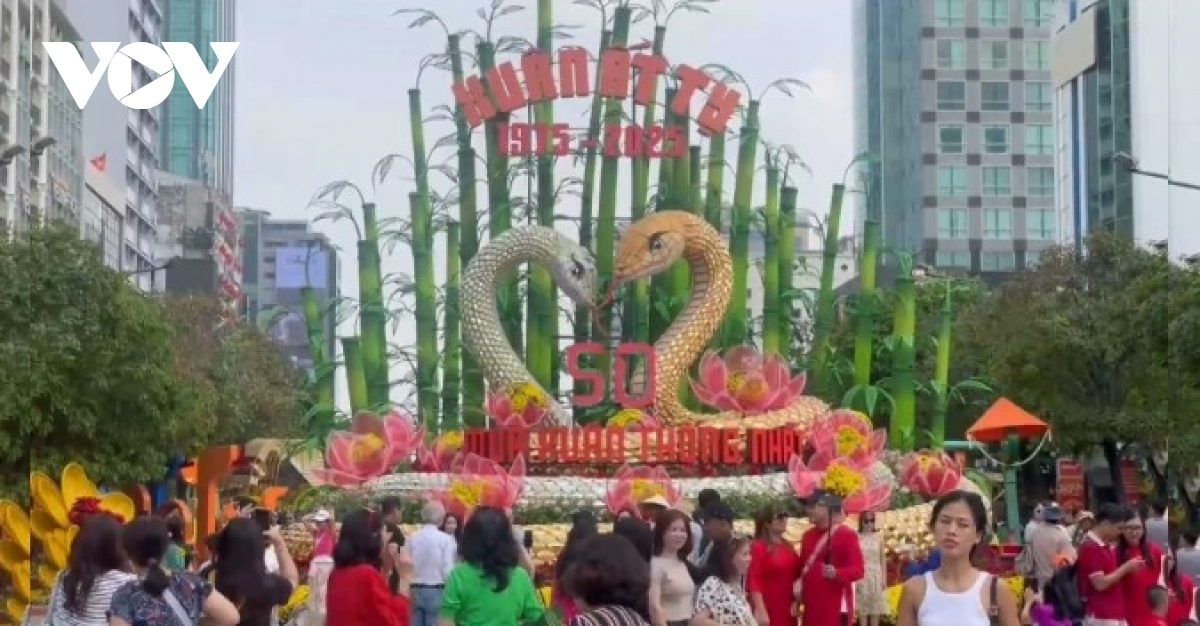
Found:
[448,33,484,424]
[442,221,462,431]
[810,183,845,387]
[342,337,369,414]
[526,0,556,392]
[648,88,678,343]
[930,280,954,449]
[704,132,726,230]
[722,100,761,347]
[357,203,389,408]
[667,105,692,323]
[409,192,439,432]
[593,5,632,392]
[889,253,917,450]
[779,186,798,351]
[853,219,881,388]
[761,165,783,354]
[301,286,336,410]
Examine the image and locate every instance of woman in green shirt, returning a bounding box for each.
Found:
[439,506,545,626]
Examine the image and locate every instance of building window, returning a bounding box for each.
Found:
[937,40,966,70]
[982,167,1012,196]
[936,0,965,27]
[983,125,1010,154]
[1024,41,1050,71]
[981,82,1011,111]
[1028,166,1055,196]
[983,209,1013,238]
[939,125,965,153]
[936,251,970,268]
[1026,82,1052,112]
[938,208,968,238]
[982,41,1010,70]
[1024,0,1055,27]
[938,166,968,196]
[1026,248,1043,266]
[981,251,1016,271]
[1027,210,1056,239]
[937,81,967,111]
[981,0,1010,27]
[1025,124,1053,155]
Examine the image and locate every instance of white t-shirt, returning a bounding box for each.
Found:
[264,544,279,573]
[49,569,137,625]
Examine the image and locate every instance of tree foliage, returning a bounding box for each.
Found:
[162,295,306,446]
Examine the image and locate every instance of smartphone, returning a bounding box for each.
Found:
[252,508,273,532]
[523,529,534,550]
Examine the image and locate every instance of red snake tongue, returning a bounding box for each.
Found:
[589,277,621,339]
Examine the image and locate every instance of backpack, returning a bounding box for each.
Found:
[1043,564,1086,625]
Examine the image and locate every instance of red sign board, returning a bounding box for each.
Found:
[565,342,656,409]
[1055,457,1086,512]
[1119,459,1142,505]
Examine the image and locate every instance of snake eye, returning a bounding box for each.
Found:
[570,260,584,278]
[649,233,665,252]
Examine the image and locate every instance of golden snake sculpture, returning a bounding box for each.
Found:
[608,210,827,427]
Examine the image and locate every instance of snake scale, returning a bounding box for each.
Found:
[461,225,598,425]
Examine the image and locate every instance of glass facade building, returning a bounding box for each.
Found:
[160,0,235,199]
[1079,0,1133,239]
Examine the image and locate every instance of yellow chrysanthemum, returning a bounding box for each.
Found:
[350,433,387,464]
[507,382,548,414]
[278,584,310,623]
[630,479,665,503]
[821,464,867,498]
[0,500,32,623]
[438,430,464,450]
[608,409,644,428]
[835,426,867,457]
[448,478,485,509]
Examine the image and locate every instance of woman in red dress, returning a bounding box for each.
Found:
[325,509,412,626]
[747,504,801,626]
[1117,512,1164,626]
[1164,546,1196,626]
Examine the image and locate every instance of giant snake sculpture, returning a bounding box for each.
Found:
[461,225,599,424]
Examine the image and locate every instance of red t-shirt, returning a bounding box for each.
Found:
[1166,577,1196,626]
[1076,533,1124,619]
[1121,544,1164,623]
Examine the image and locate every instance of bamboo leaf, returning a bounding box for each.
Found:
[475,7,487,21]
[372,153,413,187]
[496,35,533,54]
[764,78,811,98]
[498,4,524,15]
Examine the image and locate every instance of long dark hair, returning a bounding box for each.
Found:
[554,511,598,583]
[63,515,127,613]
[333,509,384,570]
[1117,511,1153,564]
[122,516,172,596]
[566,534,651,620]
[212,518,269,609]
[459,507,520,592]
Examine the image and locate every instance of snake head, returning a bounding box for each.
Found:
[550,235,599,305]
[610,211,689,288]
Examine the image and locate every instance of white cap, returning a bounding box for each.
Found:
[312,509,331,522]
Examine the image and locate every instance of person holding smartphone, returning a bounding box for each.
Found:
[1077,503,1143,626]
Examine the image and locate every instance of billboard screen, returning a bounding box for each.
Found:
[275,246,329,289]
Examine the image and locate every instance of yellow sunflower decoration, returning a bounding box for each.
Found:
[0,500,32,623]
[30,463,136,588]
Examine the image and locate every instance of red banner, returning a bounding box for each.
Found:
[1055,457,1085,512]
[1119,459,1142,505]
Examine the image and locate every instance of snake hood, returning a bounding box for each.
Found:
[460,225,598,425]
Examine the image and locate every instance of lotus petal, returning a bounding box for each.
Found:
[99,492,136,522]
[723,345,764,372]
[697,351,729,390]
[732,371,774,413]
[486,393,513,421]
[350,411,386,438]
[787,455,820,498]
[61,463,99,506]
[30,472,68,529]
[381,411,421,465]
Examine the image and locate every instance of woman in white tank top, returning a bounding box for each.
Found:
[896,491,1020,626]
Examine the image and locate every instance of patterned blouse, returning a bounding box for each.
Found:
[109,571,212,626]
[694,576,755,626]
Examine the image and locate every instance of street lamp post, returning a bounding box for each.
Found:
[1112,152,1200,192]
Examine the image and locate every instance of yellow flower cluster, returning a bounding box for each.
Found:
[835,426,866,457]
[608,408,644,427]
[508,381,548,414]
[822,464,866,498]
[278,584,310,623]
[448,478,485,509]
[629,479,665,503]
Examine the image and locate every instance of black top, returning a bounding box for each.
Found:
[200,566,294,626]
[386,523,406,594]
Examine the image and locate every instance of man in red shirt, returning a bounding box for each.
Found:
[1139,585,1170,626]
[1077,503,1143,626]
[794,492,864,626]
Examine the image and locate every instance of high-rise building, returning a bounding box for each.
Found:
[238,208,339,374]
[65,0,163,291]
[1053,0,1200,257]
[854,0,1061,272]
[0,0,85,235]
[83,160,123,270]
[156,171,240,320]
[159,0,235,198]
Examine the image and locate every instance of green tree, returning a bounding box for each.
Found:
[0,226,204,500]
[163,295,306,445]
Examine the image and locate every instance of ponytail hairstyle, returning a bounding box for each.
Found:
[122,516,173,596]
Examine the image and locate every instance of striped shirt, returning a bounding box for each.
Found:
[49,569,137,625]
[568,605,651,626]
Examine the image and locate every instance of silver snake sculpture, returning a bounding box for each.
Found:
[461,225,599,424]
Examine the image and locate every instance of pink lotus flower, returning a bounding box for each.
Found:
[312,411,423,486]
[787,454,893,514]
[808,409,886,470]
[414,431,464,473]
[434,453,527,520]
[605,465,680,517]
[689,346,807,414]
[898,450,963,499]
[487,388,549,429]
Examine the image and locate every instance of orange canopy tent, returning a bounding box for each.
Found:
[966,397,1050,443]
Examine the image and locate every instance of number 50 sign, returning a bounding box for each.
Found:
[564,342,657,408]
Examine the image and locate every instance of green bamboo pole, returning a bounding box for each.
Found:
[301,286,336,412]
[761,165,783,354]
[409,192,439,432]
[779,186,798,350]
[889,253,917,450]
[448,34,484,425]
[526,0,556,392]
[930,281,953,449]
[853,220,881,387]
[442,221,462,431]
[704,132,726,230]
[594,5,632,391]
[626,24,666,350]
[342,337,369,414]
[810,184,845,387]
[648,88,678,343]
[357,203,389,408]
[722,100,761,347]
[667,106,692,322]
[477,40,521,352]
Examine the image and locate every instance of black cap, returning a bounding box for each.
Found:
[704,501,735,523]
[815,492,843,509]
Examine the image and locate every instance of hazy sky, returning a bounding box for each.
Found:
[231,0,853,409]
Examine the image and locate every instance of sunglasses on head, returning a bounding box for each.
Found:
[775,512,788,520]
